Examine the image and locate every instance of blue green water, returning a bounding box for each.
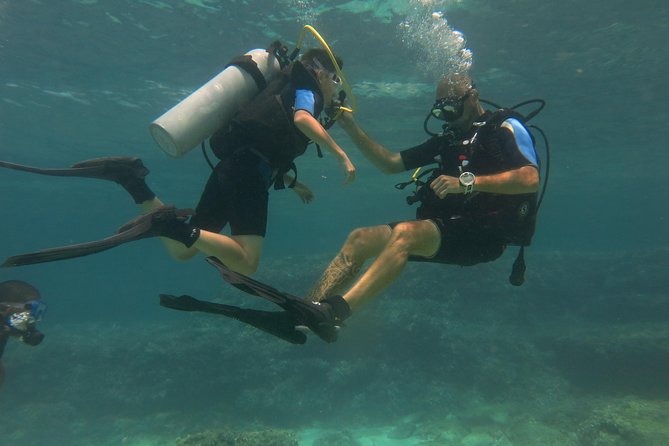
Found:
[1,1,668,445]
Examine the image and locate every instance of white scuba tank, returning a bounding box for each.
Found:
[149,48,281,157]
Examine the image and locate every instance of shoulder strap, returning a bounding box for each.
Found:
[226,54,267,91]
[273,162,298,190]
[289,60,321,94]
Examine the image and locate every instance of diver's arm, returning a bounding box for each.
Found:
[283,173,314,203]
[337,112,405,174]
[475,166,539,194]
[430,166,539,198]
[294,110,355,184]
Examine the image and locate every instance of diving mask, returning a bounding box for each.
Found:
[5,300,47,331]
[329,72,341,86]
[430,90,472,122]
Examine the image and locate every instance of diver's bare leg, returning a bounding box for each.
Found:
[194,233,263,276]
[141,197,263,275]
[342,220,440,311]
[308,225,393,302]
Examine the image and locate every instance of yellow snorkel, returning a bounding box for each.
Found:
[295,25,356,120]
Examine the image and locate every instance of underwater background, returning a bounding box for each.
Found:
[1,0,668,445]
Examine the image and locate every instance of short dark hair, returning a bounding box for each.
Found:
[301,48,343,73]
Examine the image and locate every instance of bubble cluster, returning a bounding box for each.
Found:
[399,0,473,80]
[289,0,318,27]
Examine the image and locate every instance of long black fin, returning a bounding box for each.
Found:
[0,157,148,180]
[159,294,307,344]
[0,160,108,177]
[2,206,193,267]
[204,257,339,343]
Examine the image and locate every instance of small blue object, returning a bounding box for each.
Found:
[26,300,48,321]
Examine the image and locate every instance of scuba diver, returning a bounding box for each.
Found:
[306,73,542,316]
[1,29,361,345]
[159,73,547,344]
[0,47,355,276]
[0,280,47,389]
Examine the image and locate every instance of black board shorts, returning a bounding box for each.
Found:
[190,148,272,237]
[389,216,506,266]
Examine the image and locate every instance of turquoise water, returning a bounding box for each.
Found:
[1,1,668,445]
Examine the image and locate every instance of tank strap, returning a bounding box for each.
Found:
[273,162,297,190]
[226,55,267,91]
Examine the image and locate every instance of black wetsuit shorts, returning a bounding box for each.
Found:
[190,148,273,237]
[389,216,506,266]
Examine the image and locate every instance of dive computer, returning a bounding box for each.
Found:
[459,171,476,194]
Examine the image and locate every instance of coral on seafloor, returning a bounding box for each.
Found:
[174,429,298,446]
[577,399,669,446]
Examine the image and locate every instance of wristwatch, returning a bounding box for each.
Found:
[459,171,476,194]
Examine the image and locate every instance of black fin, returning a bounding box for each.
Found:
[159,294,307,344]
[2,206,193,267]
[204,257,339,343]
[0,157,149,182]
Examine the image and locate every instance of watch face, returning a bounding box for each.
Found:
[460,172,475,186]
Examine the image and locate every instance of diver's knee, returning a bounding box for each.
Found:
[243,261,259,276]
[346,226,388,248]
[342,227,373,258]
[389,221,438,256]
[388,222,419,249]
[345,227,368,247]
[340,227,387,265]
[237,257,260,276]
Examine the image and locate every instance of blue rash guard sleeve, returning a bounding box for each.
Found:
[294,89,316,116]
[502,118,538,167]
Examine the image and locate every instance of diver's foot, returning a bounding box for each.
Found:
[289,299,341,343]
[116,205,199,247]
[71,157,154,203]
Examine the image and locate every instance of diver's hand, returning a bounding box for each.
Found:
[337,110,357,131]
[292,182,314,203]
[341,157,356,184]
[430,174,463,198]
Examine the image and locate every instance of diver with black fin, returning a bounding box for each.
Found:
[159,257,350,344]
[1,30,356,275]
[297,74,548,337]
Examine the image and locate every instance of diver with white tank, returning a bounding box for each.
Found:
[0,27,373,342]
[0,28,356,279]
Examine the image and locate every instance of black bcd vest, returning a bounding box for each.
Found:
[416,110,538,246]
[209,61,323,174]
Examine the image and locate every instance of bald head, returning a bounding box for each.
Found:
[0,280,41,304]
